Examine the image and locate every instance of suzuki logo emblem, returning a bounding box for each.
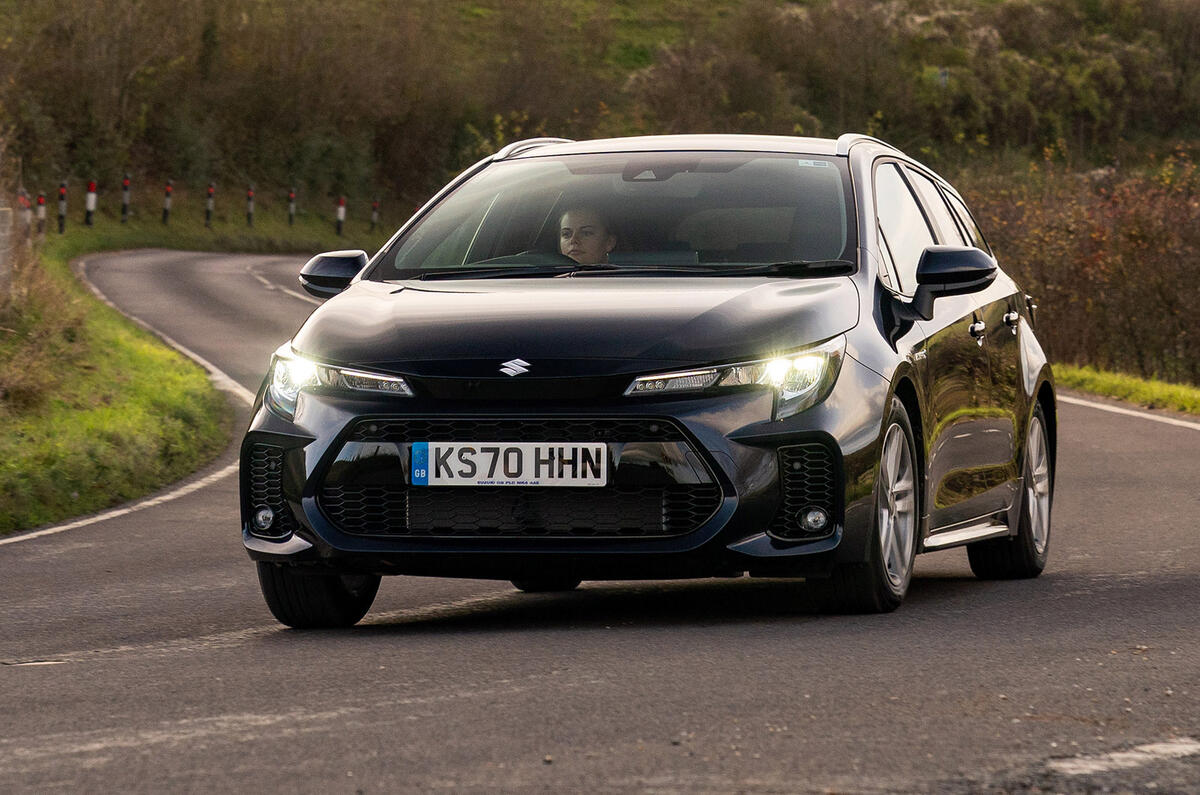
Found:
[499,358,530,376]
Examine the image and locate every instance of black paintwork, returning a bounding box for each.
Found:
[240,134,1054,581]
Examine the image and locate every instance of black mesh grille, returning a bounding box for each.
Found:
[346,417,686,444]
[320,483,722,538]
[321,417,720,539]
[247,444,296,538]
[769,442,839,540]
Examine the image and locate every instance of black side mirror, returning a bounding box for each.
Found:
[907,246,997,320]
[299,250,368,299]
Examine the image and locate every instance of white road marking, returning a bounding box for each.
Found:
[1047,737,1200,776]
[0,463,239,548]
[74,257,257,406]
[1060,394,1200,431]
[0,256,260,548]
[246,263,322,305]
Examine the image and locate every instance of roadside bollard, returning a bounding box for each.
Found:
[205,183,215,228]
[17,189,32,236]
[336,196,346,236]
[288,188,296,226]
[370,199,380,231]
[85,180,97,226]
[36,193,46,234]
[163,180,174,224]
[246,186,255,227]
[57,182,67,234]
[121,173,131,223]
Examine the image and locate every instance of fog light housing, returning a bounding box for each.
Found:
[252,506,275,531]
[801,508,829,533]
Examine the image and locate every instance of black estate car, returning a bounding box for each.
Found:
[241,134,1055,627]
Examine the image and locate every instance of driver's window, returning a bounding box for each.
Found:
[874,162,935,295]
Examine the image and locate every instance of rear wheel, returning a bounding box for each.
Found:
[257,562,380,628]
[812,398,918,613]
[967,403,1052,579]
[511,578,582,593]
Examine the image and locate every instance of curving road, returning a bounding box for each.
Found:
[1,249,1197,792]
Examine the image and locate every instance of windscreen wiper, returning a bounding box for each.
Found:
[566,259,856,277]
[704,259,856,277]
[415,264,581,280]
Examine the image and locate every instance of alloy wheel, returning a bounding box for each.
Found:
[878,423,917,590]
[1026,415,1052,555]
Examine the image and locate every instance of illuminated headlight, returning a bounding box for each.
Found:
[266,344,413,417]
[625,335,845,419]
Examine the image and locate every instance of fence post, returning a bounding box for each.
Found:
[162,180,174,224]
[85,180,97,226]
[17,189,33,237]
[371,198,380,231]
[0,203,11,302]
[246,185,255,227]
[288,187,296,226]
[336,196,346,236]
[121,173,131,222]
[205,182,215,228]
[57,182,67,233]
[36,193,46,235]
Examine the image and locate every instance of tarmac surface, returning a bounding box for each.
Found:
[1,249,1196,792]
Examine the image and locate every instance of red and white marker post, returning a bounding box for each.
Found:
[336,196,346,236]
[17,189,32,236]
[205,183,215,228]
[246,186,255,227]
[57,182,67,234]
[85,180,97,226]
[288,188,296,226]
[162,180,173,225]
[121,173,131,223]
[36,193,46,235]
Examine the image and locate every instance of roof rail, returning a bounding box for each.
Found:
[492,137,575,160]
[834,133,898,156]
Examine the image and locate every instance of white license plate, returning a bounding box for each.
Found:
[411,442,607,487]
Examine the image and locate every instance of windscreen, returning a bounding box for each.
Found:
[368,152,854,279]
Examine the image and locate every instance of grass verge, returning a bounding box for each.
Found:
[0,194,390,535]
[1054,364,1200,416]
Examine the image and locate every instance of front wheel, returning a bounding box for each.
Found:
[811,397,918,613]
[257,563,380,628]
[967,403,1052,579]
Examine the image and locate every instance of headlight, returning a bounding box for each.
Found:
[625,335,845,419]
[266,344,413,417]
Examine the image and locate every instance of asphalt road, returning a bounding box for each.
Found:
[1,249,1197,793]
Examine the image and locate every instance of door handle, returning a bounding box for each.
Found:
[968,320,986,338]
[1003,310,1020,332]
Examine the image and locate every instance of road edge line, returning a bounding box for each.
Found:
[1059,394,1200,431]
[0,253,257,547]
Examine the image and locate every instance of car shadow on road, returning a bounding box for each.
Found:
[329,571,1058,638]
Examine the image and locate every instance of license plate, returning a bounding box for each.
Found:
[411,442,607,487]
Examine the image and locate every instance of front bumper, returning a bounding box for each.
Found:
[239,356,888,580]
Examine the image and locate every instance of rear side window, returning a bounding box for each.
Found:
[874,163,935,295]
[944,191,991,254]
[905,168,966,246]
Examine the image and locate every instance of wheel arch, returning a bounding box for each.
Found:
[1035,376,1057,484]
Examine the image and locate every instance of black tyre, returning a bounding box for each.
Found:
[967,403,1052,579]
[812,397,918,614]
[510,578,582,593]
[257,562,380,628]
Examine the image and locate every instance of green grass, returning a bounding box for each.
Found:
[0,191,392,535]
[1055,364,1200,416]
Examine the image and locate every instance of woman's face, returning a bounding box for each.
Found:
[559,210,616,264]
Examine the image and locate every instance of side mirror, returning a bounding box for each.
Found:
[907,246,997,320]
[299,250,368,299]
